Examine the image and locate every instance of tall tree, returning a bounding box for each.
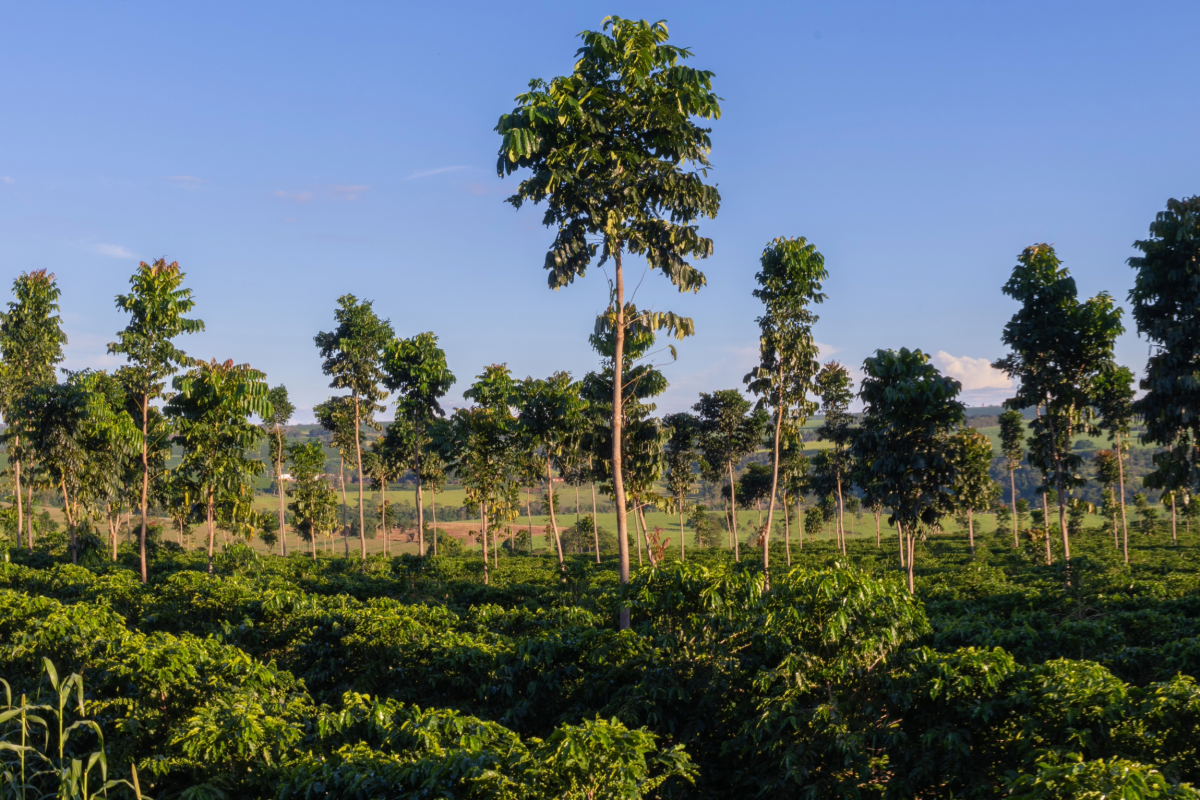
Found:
[496,16,719,628]
[854,348,964,593]
[993,244,1123,575]
[315,295,393,565]
[662,412,699,561]
[442,365,519,584]
[514,372,587,571]
[165,359,271,574]
[694,390,767,562]
[1128,197,1200,514]
[814,362,855,555]
[314,396,357,552]
[998,409,1025,549]
[1094,449,1122,549]
[947,428,995,558]
[108,259,204,583]
[264,385,295,556]
[384,331,455,557]
[744,236,826,587]
[287,441,338,561]
[1093,364,1136,563]
[0,270,68,552]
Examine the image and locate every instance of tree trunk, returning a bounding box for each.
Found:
[140,395,149,583]
[634,500,644,566]
[728,460,740,562]
[898,520,906,568]
[1111,487,1119,549]
[1010,466,1019,548]
[277,429,287,557]
[575,484,581,554]
[763,368,785,588]
[61,476,77,565]
[679,489,686,562]
[548,458,564,572]
[783,490,791,566]
[526,486,533,555]
[481,501,489,585]
[906,528,916,594]
[338,455,348,556]
[353,395,366,564]
[797,496,804,551]
[612,245,630,630]
[875,508,881,548]
[638,503,653,566]
[13,443,23,553]
[967,508,975,557]
[1042,490,1052,566]
[206,488,215,575]
[416,432,425,557]
[431,488,437,556]
[1171,493,1178,546]
[591,482,600,564]
[1117,433,1129,564]
[835,475,846,556]
[382,473,390,556]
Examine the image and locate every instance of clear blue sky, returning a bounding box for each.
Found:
[2,1,1196,419]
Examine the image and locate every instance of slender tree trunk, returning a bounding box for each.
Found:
[875,508,881,548]
[140,395,149,583]
[724,497,732,549]
[638,503,653,566]
[338,455,348,555]
[13,444,24,552]
[416,434,425,557]
[591,482,600,564]
[728,461,740,562]
[898,520,906,568]
[906,528,916,594]
[967,508,975,557]
[525,486,533,553]
[548,459,564,572]
[431,488,437,556]
[61,477,77,565]
[679,489,686,562]
[277,429,287,557]
[1010,466,1019,548]
[612,245,630,630]
[783,490,791,566]
[835,475,846,556]
[382,473,390,556]
[763,369,785,588]
[107,503,118,561]
[1117,433,1129,564]
[575,484,581,554]
[634,500,644,566]
[797,496,804,551]
[206,489,215,575]
[1111,487,1119,549]
[1042,490,1052,566]
[353,395,366,564]
[1171,493,1178,546]
[27,484,33,549]
[481,501,489,585]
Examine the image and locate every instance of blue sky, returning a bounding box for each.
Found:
[2,1,1197,420]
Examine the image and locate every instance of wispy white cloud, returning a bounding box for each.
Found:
[406,166,467,180]
[0,176,13,185]
[274,189,314,203]
[88,243,137,259]
[933,351,1011,391]
[331,184,369,201]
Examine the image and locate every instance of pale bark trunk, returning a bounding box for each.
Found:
[728,460,740,562]
[1171,494,1178,546]
[1111,488,1119,549]
[13,443,23,552]
[1010,466,1019,548]
[416,433,425,557]
[797,496,804,551]
[634,500,644,566]
[61,476,77,565]
[139,395,149,583]
[277,428,287,557]
[875,509,881,548]
[763,367,784,588]
[206,488,215,574]
[898,519,906,568]
[835,475,846,555]
[354,395,366,564]
[967,508,975,557]
[481,501,490,585]
[1042,490,1052,566]
[431,489,437,556]
[382,474,390,556]
[591,482,600,564]
[338,456,348,556]
[638,503,653,566]
[1117,433,1129,564]
[612,245,630,630]
[548,459,564,570]
[783,490,791,566]
[575,484,581,555]
[679,488,686,562]
[906,528,916,594]
[526,486,533,555]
